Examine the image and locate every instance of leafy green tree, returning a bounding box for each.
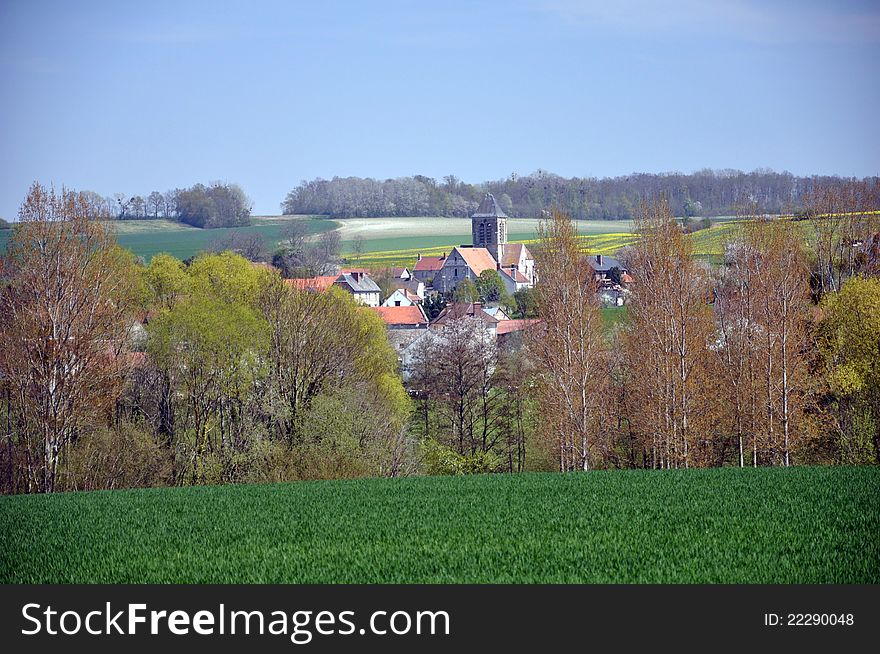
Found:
[145,253,189,310]
[475,269,506,303]
[453,278,479,303]
[147,296,270,484]
[187,251,275,308]
[513,287,538,318]
[817,276,880,463]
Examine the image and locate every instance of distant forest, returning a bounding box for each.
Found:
[281,170,879,220]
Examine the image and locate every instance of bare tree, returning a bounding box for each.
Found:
[622,197,716,469]
[208,230,268,262]
[0,183,139,492]
[528,208,606,471]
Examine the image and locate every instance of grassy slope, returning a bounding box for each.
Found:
[1,467,877,584]
[0,216,336,262]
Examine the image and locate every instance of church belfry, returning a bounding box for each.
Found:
[471,192,507,263]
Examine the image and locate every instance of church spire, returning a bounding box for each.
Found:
[471,192,507,263]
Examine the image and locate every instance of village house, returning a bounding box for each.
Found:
[286,275,339,293]
[389,275,425,300]
[499,266,531,295]
[430,301,500,338]
[390,266,411,281]
[382,288,422,307]
[335,271,381,307]
[287,271,381,307]
[412,254,446,286]
[587,254,632,307]
[372,304,430,375]
[432,246,498,293]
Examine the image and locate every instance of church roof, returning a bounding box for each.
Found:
[450,246,497,276]
[471,192,508,219]
[501,243,531,267]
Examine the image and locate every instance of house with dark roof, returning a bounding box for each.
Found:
[430,302,500,337]
[587,254,626,281]
[335,271,381,307]
[390,276,425,300]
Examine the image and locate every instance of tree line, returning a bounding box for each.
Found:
[281,170,878,220]
[527,185,880,471]
[69,182,251,228]
[1,180,878,494]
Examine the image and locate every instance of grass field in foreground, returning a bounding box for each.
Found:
[1,467,877,584]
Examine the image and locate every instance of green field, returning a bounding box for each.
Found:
[0,216,337,262]
[1,467,877,583]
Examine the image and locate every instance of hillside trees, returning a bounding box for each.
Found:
[175,183,251,228]
[0,183,142,493]
[528,209,606,471]
[281,171,877,220]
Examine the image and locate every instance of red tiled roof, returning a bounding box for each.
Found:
[431,302,499,326]
[285,275,339,292]
[621,273,634,284]
[413,256,445,272]
[501,267,529,283]
[453,247,497,276]
[495,319,541,335]
[374,305,428,326]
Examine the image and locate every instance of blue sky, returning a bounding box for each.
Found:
[1,0,878,217]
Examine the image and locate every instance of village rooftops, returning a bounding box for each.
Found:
[431,302,500,327]
[286,275,339,292]
[413,254,446,272]
[500,242,529,267]
[373,305,428,327]
[338,267,372,276]
[495,318,541,335]
[472,192,508,219]
[500,266,530,283]
[390,267,410,279]
[336,271,381,293]
[588,254,625,273]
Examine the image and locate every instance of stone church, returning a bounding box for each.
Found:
[432,193,535,294]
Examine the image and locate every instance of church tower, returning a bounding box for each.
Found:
[471,192,507,264]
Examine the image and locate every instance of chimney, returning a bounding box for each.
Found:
[442,252,446,259]
[417,253,422,261]
[473,302,482,313]
[596,254,603,265]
